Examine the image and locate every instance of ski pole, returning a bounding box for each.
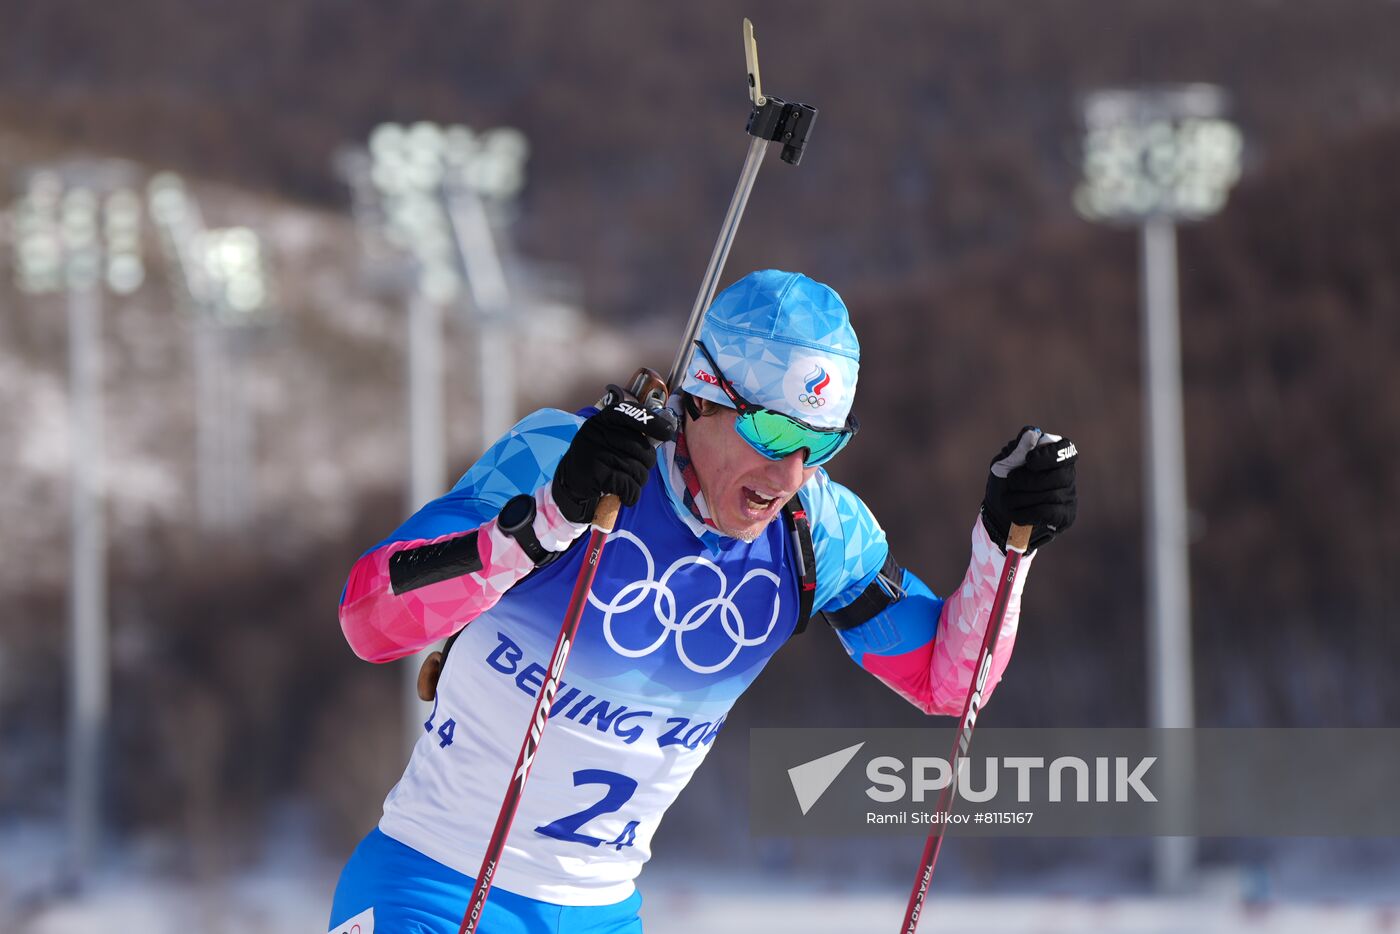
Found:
[665,17,818,394]
[899,522,1033,933]
[457,21,817,930]
[457,491,624,934]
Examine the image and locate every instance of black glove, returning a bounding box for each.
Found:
[551,386,678,525]
[980,426,1078,553]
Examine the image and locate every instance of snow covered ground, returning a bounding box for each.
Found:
[646,892,1400,934]
[5,819,1397,933]
[10,879,1400,934]
[5,841,1397,934]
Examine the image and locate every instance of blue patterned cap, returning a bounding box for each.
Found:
[680,270,859,429]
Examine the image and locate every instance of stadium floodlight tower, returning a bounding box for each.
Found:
[196,223,272,528]
[344,120,529,749]
[441,124,529,447]
[10,161,145,889]
[148,174,271,533]
[1074,84,1243,895]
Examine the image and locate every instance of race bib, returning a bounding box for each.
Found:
[328,906,373,934]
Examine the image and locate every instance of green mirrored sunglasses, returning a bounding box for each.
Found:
[691,341,858,467]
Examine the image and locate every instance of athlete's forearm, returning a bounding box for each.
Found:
[925,516,1031,713]
[339,486,586,662]
[838,516,1031,715]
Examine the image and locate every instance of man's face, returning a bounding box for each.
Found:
[684,405,819,542]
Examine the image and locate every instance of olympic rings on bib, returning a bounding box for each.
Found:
[587,530,782,675]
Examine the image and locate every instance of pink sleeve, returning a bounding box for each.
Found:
[853,517,1033,716]
[926,517,1033,715]
[338,486,585,663]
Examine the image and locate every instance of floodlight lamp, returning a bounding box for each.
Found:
[17,244,62,295]
[402,154,444,193]
[465,156,520,201]
[201,228,248,275]
[443,125,477,167]
[372,139,411,172]
[103,189,145,295]
[193,226,269,320]
[13,177,64,295]
[148,172,185,195]
[370,123,408,160]
[1075,85,1242,224]
[470,127,529,199]
[370,160,409,197]
[220,227,260,263]
[226,278,266,314]
[483,127,530,162]
[17,222,62,272]
[106,255,145,295]
[388,199,433,238]
[408,121,445,157]
[61,188,99,245]
[104,189,141,225]
[26,170,63,207]
[148,188,187,222]
[60,188,102,289]
[147,174,192,224]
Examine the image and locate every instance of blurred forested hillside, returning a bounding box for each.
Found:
[5,0,1400,315]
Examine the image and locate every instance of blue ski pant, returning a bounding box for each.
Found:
[329,828,644,934]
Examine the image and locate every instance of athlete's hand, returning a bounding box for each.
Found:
[980,426,1078,553]
[552,387,679,525]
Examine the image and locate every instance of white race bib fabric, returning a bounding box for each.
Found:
[379,469,808,905]
[328,906,374,934]
[366,409,888,907]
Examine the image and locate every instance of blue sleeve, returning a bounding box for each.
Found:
[801,470,890,613]
[832,567,944,666]
[801,471,946,672]
[369,408,583,550]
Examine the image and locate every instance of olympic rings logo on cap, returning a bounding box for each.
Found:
[797,363,831,408]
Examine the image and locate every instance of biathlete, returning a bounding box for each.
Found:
[329,269,1078,933]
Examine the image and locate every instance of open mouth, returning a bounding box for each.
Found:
[741,486,780,518]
